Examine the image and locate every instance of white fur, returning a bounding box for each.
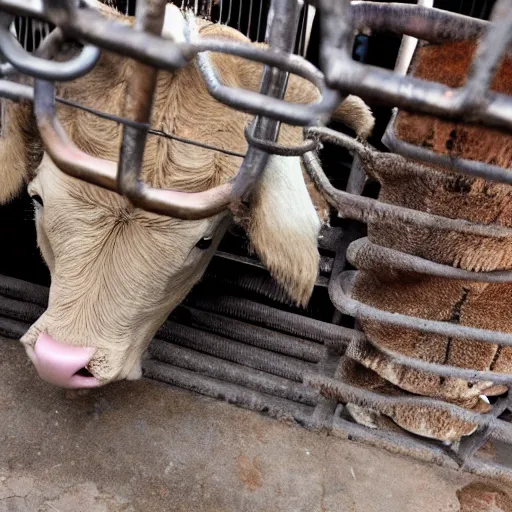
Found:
[161,4,186,43]
[261,156,320,233]
[248,156,321,306]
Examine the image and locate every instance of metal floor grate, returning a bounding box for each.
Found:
[1,261,511,482]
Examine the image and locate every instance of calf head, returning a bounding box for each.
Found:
[0,5,332,387]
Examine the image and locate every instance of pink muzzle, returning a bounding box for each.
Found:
[29,333,100,389]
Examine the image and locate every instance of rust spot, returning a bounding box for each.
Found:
[254,423,269,444]
[236,455,263,491]
[475,441,496,461]
[457,482,512,511]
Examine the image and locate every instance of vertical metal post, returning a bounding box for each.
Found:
[232,0,302,201]
[117,0,166,197]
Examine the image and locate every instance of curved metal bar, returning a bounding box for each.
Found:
[311,122,512,195]
[244,125,318,156]
[350,2,488,44]
[306,125,370,155]
[318,0,512,132]
[342,335,512,386]
[188,39,326,85]
[301,150,512,238]
[305,372,512,442]
[347,237,512,283]
[383,110,512,185]
[195,48,340,126]
[34,79,233,220]
[329,271,512,347]
[0,17,101,81]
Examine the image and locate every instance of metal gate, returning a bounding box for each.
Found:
[0,0,512,482]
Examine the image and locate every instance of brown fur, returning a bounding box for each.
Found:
[344,39,512,441]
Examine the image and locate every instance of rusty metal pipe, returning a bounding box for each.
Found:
[34,78,234,219]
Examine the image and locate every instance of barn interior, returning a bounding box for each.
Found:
[1,0,511,510]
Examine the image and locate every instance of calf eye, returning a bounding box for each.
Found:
[195,236,213,250]
[31,194,44,207]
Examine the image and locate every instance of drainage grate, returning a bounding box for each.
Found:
[0,0,512,484]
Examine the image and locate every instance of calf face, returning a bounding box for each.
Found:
[1,4,374,388]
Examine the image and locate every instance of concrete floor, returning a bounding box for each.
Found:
[1,339,511,512]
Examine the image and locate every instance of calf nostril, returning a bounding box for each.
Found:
[74,367,94,378]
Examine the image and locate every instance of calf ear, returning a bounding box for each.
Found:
[0,100,34,204]
[242,155,321,307]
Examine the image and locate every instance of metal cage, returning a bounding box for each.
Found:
[0,0,512,482]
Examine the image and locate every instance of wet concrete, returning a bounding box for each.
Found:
[1,338,510,511]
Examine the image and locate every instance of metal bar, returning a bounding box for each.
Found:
[225,0,232,26]
[0,79,34,102]
[461,0,512,113]
[256,0,263,42]
[348,237,512,283]
[214,249,332,279]
[148,339,319,405]
[349,2,488,44]
[157,321,316,382]
[458,394,512,468]
[305,373,512,441]
[189,294,360,344]
[331,271,512,347]
[117,0,166,204]
[0,18,100,81]
[343,335,512,386]
[171,305,326,362]
[302,149,512,239]
[332,413,459,469]
[382,110,512,186]
[191,35,340,128]
[313,119,512,189]
[142,359,313,424]
[331,413,512,484]
[246,0,253,38]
